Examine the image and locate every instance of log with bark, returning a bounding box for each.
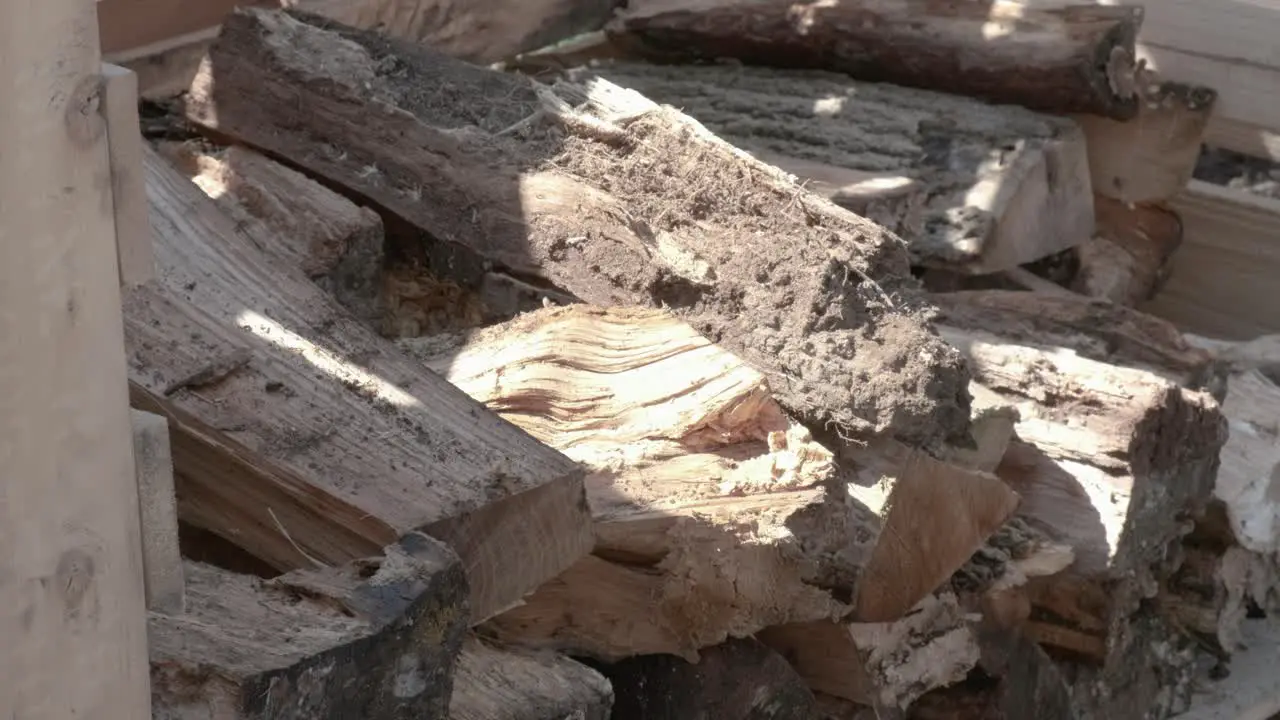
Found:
[449,636,614,720]
[605,0,1144,120]
[149,532,467,719]
[183,7,974,452]
[1070,196,1184,306]
[559,61,1095,274]
[394,305,1018,663]
[930,291,1229,720]
[128,145,593,622]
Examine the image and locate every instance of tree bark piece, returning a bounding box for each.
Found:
[563,61,1094,274]
[184,8,973,451]
[129,145,593,622]
[401,305,1014,659]
[1073,78,1218,203]
[149,532,468,719]
[934,321,1227,720]
[599,637,819,720]
[449,637,614,720]
[1070,196,1184,306]
[157,140,388,329]
[607,0,1143,120]
[759,592,980,710]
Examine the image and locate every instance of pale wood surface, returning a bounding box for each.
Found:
[0,0,151,715]
[102,63,155,286]
[131,409,185,615]
[450,636,614,720]
[1176,618,1280,720]
[132,145,592,621]
[1142,181,1280,340]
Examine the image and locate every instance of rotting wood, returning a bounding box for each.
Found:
[1072,78,1217,204]
[183,8,974,451]
[131,409,185,616]
[289,0,621,64]
[935,321,1226,720]
[103,63,155,287]
[606,0,1143,120]
[157,141,387,327]
[759,592,980,710]
[149,532,468,719]
[449,636,614,720]
[560,61,1095,274]
[1071,196,1184,306]
[400,305,1013,658]
[128,145,593,622]
[599,637,819,720]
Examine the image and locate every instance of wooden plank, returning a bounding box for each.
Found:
[1141,181,1280,340]
[101,63,154,286]
[103,26,220,100]
[0,0,152,715]
[97,0,277,54]
[131,145,593,622]
[130,409,185,615]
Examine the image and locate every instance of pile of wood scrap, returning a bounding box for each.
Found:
[115,2,1280,718]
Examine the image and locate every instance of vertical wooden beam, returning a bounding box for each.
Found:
[101,63,154,287]
[131,409,185,615]
[0,0,152,716]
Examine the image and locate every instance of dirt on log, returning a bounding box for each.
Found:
[607,0,1143,120]
[183,7,973,451]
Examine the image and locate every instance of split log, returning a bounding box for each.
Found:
[599,637,819,720]
[1072,78,1218,204]
[905,634,1077,720]
[128,145,593,622]
[606,0,1143,120]
[156,141,388,328]
[933,312,1227,719]
[449,637,614,720]
[1070,196,1184,306]
[563,62,1095,274]
[149,532,468,719]
[184,8,974,451]
[396,305,1016,662]
[758,592,980,710]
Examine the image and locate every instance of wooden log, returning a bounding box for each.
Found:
[606,0,1143,120]
[562,61,1095,274]
[128,145,593,622]
[933,316,1227,719]
[449,637,614,720]
[149,532,468,719]
[598,637,819,720]
[0,0,152,714]
[131,409,185,615]
[184,8,975,451]
[1070,196,1183,306]
[398,305,1015,660]
[157,141,387,328]
[905,635,1077,720]
[758,592,980,709]
[1072,78,1217,204]
[291,0,621,64]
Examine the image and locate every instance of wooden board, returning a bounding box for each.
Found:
[1141,181,1280,340]
[97,0,277,54]
[0,0,152,715]
[564,62,1095,274]
[129,145,593,622]
[102,63,155,286]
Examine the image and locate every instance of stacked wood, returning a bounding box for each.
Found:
[558,62,1095,275]
[181,7,975,453]
[150,532,468,719]
[128,145,594,623]
[605,0,1144,120]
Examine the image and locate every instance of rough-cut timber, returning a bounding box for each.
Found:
[1072,78,1217,203]
[131,409,186,616]
[184,8,973,450]
[607,0,1143,120]
[128,146,592,622]
[157,141,387,328]
[934,311,1227,720]
[149,532,467,719]
[759,592,980,710]
[400,305,1012,660]
[449,637,614,720]
[564,62,1095,274]
[599,637,819,720]
[1071,196,1183,306]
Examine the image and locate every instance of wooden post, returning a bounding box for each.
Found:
[0,0,152,716]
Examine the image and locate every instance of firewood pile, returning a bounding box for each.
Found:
[125,2,1280,719]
